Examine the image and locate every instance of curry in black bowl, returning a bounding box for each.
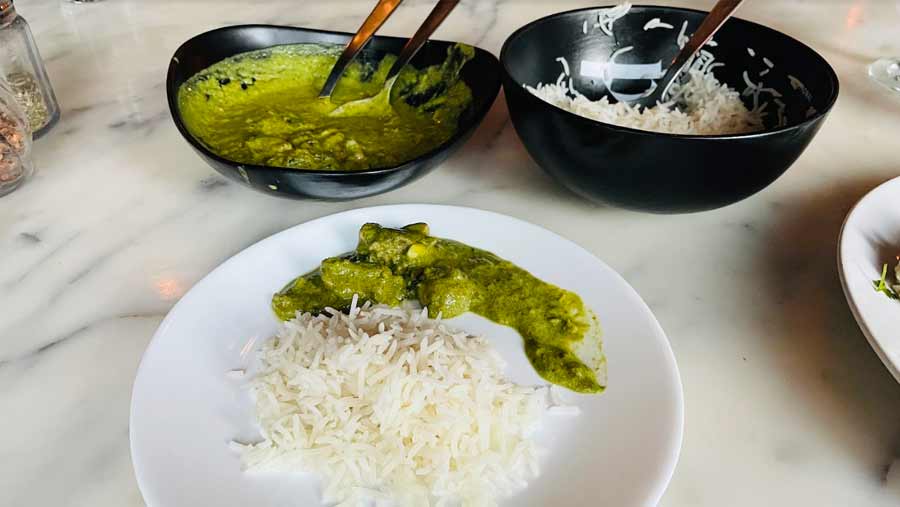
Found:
[167,25,501,200]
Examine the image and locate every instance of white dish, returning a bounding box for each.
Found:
[839,177,900,382]
[130,204,683,507]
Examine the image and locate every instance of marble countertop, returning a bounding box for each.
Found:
[2,0,900,505]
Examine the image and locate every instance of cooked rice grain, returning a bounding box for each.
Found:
[237,301,562,507]
[528,66,763,135]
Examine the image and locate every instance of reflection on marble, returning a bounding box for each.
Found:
[1,0,899,506]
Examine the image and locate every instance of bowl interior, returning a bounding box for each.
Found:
[502,5,838,132]
[167,25,501,174]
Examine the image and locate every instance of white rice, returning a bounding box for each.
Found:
[528,66,763,135]
[525,4,811,135]
[236,300,563,507]
[788,74,813,101]
[676,20,689,48]
[555,56,571,77]
[742,70,759,91]
[746,76,761,110]
[528,23,764,135]
[609,45,634,63]
[759,86,782,98]
[643,17,674,30]
[773,98,787,127]
[595,2,632,36]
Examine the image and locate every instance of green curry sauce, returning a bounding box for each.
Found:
[177,44,474,171]
[272,223,606,394]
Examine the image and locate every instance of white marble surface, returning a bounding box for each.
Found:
[2,0,900,505]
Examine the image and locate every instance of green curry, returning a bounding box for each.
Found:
[273,223,605,394]
[177,44,474,171]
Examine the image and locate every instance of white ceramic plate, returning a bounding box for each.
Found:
[839,177,900,382]
[130,204,683,507]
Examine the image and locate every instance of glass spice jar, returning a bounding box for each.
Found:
[0,75,33,196]
[0,0,60,138]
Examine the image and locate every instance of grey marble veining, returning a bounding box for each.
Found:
[2,0,900,506]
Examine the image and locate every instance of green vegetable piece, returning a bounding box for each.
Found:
[402,222,430,235]
[417,269,477,318]
[272,273,348,320]
[320,257,406,304]
[873,263,899,300]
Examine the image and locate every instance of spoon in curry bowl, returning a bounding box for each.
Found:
[385,0,461,82]
[319,0,461,100]
[319,0,404,99]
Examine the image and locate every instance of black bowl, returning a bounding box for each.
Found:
[500,6,839,213]
[167,25,501,201]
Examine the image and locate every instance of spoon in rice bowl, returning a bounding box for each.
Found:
[630,0,746,108]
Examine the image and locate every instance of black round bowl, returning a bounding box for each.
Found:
[500,6,839,213]
[167,25,501,201]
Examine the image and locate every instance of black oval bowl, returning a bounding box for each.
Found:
[167,25,501,201]
[501,6,839,213]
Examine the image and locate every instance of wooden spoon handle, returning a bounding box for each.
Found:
[386,0,461,80]
[319,0,405,98]
[657,0,745,101]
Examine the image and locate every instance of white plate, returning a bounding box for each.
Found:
[839,177,900,382]
[130,204,683,507]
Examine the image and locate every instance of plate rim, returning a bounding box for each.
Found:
[129,203,684,506]
[837,176,900,383]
